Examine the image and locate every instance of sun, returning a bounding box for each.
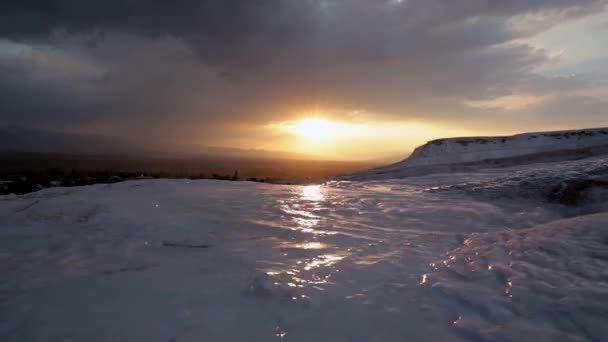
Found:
[289,118,337,141]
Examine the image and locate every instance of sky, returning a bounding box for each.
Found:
[1,1,608,160]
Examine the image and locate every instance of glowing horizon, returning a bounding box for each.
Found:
[262,115,480,160]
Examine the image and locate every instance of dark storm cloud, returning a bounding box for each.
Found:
[0,1,317,64]
[0,0,607,142]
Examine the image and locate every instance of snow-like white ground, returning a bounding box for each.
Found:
[400,127,608,167]
[2,155,608,341]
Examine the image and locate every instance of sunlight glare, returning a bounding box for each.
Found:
[289,118,337,141]
[301,184,324,202]
[268,115,477,160]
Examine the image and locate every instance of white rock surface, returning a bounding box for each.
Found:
[402,128,608,167]
[2,154,608,341]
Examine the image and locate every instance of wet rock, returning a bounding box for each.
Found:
[248,273,274,297]
[549,179,608,206]
[161,240,209,249]
[102,264,156,275]
[246,273,310,308]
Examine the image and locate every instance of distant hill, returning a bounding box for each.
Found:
[0,126,319,161]
[346,127,608,180]
[400,128,608,167]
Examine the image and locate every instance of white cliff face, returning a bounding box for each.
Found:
[402,128,608,167]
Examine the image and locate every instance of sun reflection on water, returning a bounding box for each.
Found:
[303,253,346,271]
[275,184,336,235]
[301,185,324,202]
[261,183,350,299]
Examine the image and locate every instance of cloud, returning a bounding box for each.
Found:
[0,33,230,125]
[0,0,606,151]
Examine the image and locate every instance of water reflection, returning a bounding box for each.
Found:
[303,253,346,271]
[300,242,325,250]
[267,251,346,289]
[301,185,324,202]
[276,184,333,235]
[280,242,327,250]
[263,183,349,297]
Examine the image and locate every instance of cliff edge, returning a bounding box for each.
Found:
[345,128,608,180]
[402,128,608,167]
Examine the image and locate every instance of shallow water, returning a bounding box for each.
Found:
[1,157,608,341]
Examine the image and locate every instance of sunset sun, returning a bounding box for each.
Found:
[289,118,337,141]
